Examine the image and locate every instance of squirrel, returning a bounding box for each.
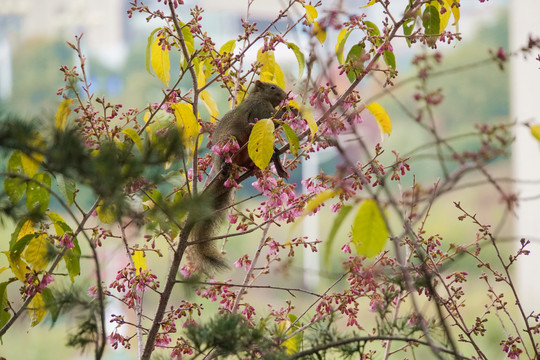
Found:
[186,80,289,274]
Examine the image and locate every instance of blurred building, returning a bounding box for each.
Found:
[0,0,129,102]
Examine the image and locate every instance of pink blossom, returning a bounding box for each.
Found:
[88,285,98,298]
[155,333,172,347]
[59,233,74,249]
[211,138,240,164]
[109,332,130,349]
[39,273,54,291]
[341,243,352,254]
[228,213,238,224]
[180,263,196,278]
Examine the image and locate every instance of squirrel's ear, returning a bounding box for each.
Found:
[255,80,262,88]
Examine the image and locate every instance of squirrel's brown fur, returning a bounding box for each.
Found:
[187,80,288,274]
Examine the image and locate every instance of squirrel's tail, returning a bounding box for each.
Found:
[187,174,233,274]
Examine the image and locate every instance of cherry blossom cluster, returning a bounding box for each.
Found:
[109,264,160,309]
[23,271,54,297]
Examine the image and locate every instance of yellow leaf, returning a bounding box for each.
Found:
[274,63,286,90]
[351,199,388,258]
[200,90,219,120]
[172,103,201,153]
[219,39,236,54]
[304,189,342,216]
[24,234,50,271]
[29,293,47,327]
[361,0,377,8]
[196,60,206,89]
[133,250,147,276]
[292,189,341,231]
[257,49,286,89]
[278,320,302,354]
[20,134,46,178]
[248,118,275,170]
[282,123,300,155]
[286,42,305,79]
[151,36,170,87]
[20,154,42,178]
[313,21,327,44]
[450,0,460,27]
[3,251,27,281]
[260,71,274,84]
[366,102,392,137]
[336,28,352,65]
[122,128,143,152]
[290,101,318,138]
[530,124,540,142]
[97,201,116,224]
[55,98,73,130]
[180,22,195,55]
[304,4,318,23]
[430,0,451,33]
[18,219,34,239]
[144,109,175,143]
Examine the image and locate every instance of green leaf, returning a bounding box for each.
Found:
[9,218,34,253]
[64,237,81,282]
[248,119,275,170]
[286,42,305,79]
[383,48,396,70]
[345,44,365,83]
[324,205,353,267]
[281,123,300,155]
[365,22,394,69]
[56,174,76,206]
[403,18,415,47]
[10,233,36,258]
[41,287,59,324]
[4,151,26,204]
[0,281,12,329]
[48,212,72,236]
[422,5,440,36]
[365,21,381,39]
[351,199,388,258]
[26,173,51,214]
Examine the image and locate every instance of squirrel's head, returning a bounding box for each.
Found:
[252,80,287,107]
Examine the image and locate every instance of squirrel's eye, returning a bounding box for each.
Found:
[270,85,276,89]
